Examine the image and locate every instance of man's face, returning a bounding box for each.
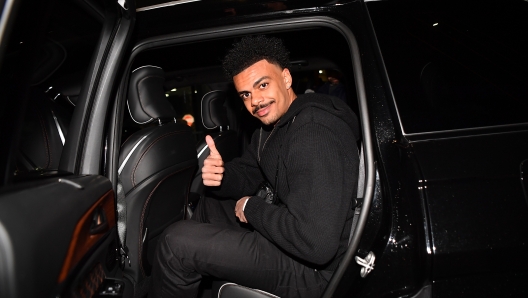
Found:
[328,76,339,85]
[233,59,294,126]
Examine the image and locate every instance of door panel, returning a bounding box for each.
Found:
[0,175,114,297]
[410,130,528,295]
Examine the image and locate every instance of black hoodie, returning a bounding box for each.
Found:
[215,93,360,271]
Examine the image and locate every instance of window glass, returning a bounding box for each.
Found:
[0,0,103,179]
[368,0,528,133]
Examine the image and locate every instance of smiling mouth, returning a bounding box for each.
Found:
[253,101,275,116]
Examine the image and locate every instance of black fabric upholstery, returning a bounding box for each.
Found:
[119,67,198,287]
[218,283,280,298]
[201,90,229,129]
[128,66,176,124]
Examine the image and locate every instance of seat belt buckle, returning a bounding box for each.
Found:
[120,246,131,268]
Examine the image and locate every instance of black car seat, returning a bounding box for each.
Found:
[118,66,197,291]
[16,90,71,172]
[188,90,239,213]
[16,39,71,173]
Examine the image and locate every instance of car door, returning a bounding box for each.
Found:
[0,0,135,297]
[367,0,528,296]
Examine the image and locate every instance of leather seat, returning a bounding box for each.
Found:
[16,90,71,172]
[16,39,71,173]
[218,283,279,298]
[189,90,239,209]
[118,66,197,289]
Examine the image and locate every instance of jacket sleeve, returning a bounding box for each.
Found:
[244,122,357,265]
[210,130,263,199]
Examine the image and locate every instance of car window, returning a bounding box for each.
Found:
[0,0,103,180]
[368,0,528,134]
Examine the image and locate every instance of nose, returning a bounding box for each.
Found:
[251,94,264,107]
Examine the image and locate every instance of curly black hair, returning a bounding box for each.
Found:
[222,35,291,78]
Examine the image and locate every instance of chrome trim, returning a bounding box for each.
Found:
[66,96,76,107]
[197,144,208,158]
[136,0,201,12]
[0,0,16,50]
[132,65,163,73]
[0,221,16,298]
[217,283,280,298]
[51,110,66,145]
[404,122,528,137]
[118,135,148,175]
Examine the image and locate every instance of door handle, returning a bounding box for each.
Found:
[90,207,108,234]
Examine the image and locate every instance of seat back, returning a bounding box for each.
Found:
[119,66,197,286]
[190,91,239,201]
[17,90,71,172]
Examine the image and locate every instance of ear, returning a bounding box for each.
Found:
[282,68,292,89]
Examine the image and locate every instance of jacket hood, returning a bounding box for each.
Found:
[278,93,360,140]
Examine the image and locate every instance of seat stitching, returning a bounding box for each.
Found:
[131,130,188,187]
[138,165,196,277]
[36,108,51,169]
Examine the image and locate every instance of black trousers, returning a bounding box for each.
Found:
[149,197,329,297]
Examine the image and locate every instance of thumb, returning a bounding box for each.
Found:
[205,135,221,158]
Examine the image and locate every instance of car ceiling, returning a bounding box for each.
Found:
[131,27,352,86]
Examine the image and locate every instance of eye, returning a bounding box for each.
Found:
[259,83,268,89]
[240,92,250,100]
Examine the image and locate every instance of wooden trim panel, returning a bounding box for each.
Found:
[58,190,115,283]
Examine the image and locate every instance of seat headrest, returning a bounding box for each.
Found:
[128,66,176,124]
[201,90,229,129]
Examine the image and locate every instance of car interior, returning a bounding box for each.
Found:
[115,27,365,297]
[2,1,372,296]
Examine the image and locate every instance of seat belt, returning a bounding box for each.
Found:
[349,144,375,277]
[348,144,364,246]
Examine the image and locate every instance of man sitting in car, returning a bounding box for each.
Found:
[150,35,360,298]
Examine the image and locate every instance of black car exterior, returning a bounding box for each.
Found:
[0,0,527,297]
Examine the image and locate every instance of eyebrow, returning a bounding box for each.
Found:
[237,76,271,96]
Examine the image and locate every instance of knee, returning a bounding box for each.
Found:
[157,220,201,255]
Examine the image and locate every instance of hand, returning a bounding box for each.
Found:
[235,196,250,223]
[202,135,224,186]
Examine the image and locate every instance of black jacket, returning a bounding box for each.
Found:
[215,93,360,271]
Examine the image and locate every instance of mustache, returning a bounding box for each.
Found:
[252,101,275,115]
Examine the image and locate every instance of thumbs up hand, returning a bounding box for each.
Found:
[202,135,224,186]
